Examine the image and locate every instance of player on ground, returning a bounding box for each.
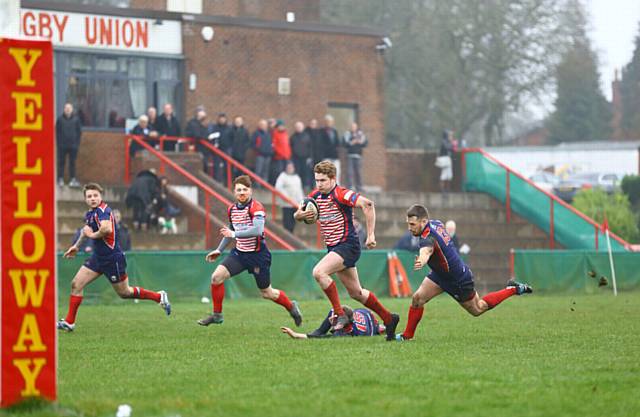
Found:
[198,175,303,326]
[294,161,399,340]
[395,204,532,341]
[281,306,384,339]
[58,183,171,332]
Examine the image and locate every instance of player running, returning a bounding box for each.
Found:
[198,175,302,327]
[395,204,533,341]
[294,161,399,340]
[281,306,384,339]
[58,183,171,332]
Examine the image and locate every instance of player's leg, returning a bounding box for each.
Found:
[312,251,349,317]
[461,279,533,316]
[58,265,101,331]
[397,277,443,340]
[336,267,400,340]
[198,262,233,326]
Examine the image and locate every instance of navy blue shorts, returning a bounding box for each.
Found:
[84,252,128,284]
[428,267,476,303]
[327,240,361,269]
[221,247,272,289]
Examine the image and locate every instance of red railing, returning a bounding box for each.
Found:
[461,148,631,250]
[125,135,295,251]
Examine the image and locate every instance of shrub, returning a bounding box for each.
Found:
[572,188,639,242]
[621,175,640,207]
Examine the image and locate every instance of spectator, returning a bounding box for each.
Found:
[343,122,368,192]
[394,231,420,253]
[251,119,273,183]
[321,114,341,183]
[290,121,313,189]
[267,118,277,133]
[229,116,251,175]
[445,220,470,255]
[271,119,291,183]
[113,209,132,251]
[125,169,161,231]
[353,217,367,248]
[275,162,304,233]
[130,114,153,157]
[157,177,181,235]
[71,227,94,253]
[156,103,181,151]
[208,113,232,180]
[184,106,209,153]
[56,102,82,187]
[307,118,324,165]
[436,130,454,193]
[145,106,160,148]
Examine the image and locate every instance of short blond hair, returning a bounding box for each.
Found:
[83,182,104,196]
[314,161,336,179]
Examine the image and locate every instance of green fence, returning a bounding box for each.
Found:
[514,250,640,292]
[464,151,626,251]
[57,250,426,303]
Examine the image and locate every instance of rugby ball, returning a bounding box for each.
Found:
[300,197,319,224]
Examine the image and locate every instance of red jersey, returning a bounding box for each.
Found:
[309,185,360,247]
[227,199,266,252]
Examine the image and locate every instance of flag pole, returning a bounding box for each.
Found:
[604,225,618,296]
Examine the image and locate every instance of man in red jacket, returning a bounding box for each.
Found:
[270,119,291,183]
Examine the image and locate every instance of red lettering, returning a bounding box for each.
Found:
[38,13,52,39]
[52,15,69,43]
[122,20,134,47]
[22,12,37,37]
[85,17,97,45]
[115,19,120,46]
[100,18,112,46]
[136,21,148,48]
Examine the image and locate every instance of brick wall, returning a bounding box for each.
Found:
[182,21,387,188]
[71,131,126,185]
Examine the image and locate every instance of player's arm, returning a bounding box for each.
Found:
[414,245,433,270]
[280,327,309,339]
[206,224,233,262]
[64,225,91,258]
[356,195,376,249]
[85,220,112,239]
[294,203,315,222]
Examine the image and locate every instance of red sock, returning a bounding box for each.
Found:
[132,287,161,302]
[211,283,224,313]
[65,295,83,324]
[364,292,393,324]
[402,305,424,339]
[322,281,344,316]
[273,290,293,311]
[482,287,517,309]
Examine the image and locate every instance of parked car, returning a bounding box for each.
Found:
[553,172,621,202]
[529,172,561,194]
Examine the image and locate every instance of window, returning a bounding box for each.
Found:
[328,103,359,136]
[55,52,182,130]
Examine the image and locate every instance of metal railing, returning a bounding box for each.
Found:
[125,135,295,250]
[461,148,630,250]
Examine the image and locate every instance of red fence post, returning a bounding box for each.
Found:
[205,194,211,249]
[124,135,131,184]
[272,193,277,221]
[506,171,511,224]
[550,198,555,249]
[227,164,232,190]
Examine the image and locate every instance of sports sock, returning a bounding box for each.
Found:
[65,295,83,324]
[482,287,517,309]
[402,305,424,339]
[364,292,393,324]
[132,287,161,302]
[273,290,293,311]
[212,283,224,313]
[322,281,344,316]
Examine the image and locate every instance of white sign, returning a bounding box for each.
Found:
[19,8,182,54]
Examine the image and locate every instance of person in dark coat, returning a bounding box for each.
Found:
[251,119,273,183]
[321,115,342,182]
[290,121,313,189]
[208,113,232,180]
[186,108,209,164]
[230,116,250,175]
[156,103,181,151]
[113,209,132,251]
[307,118,324,165]
[125,169,161,231]
[56,103,82,187]
[343,122,368,192]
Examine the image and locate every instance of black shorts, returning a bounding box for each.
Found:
[327,240,361,269]
[84,253,128,284]
[428,268,476,302]
[221,247,272,289]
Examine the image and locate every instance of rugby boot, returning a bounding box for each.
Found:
[385,313,400,341]
[57,319,75,332]
[159,290,172,315]
[197,312,224,326]
[289,300,303,327]
[506,279,533,295]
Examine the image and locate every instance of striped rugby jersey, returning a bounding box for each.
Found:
[227,199,266,252]
[309,185,360,247]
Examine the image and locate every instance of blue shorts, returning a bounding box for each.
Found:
[428,267,476,302]
[84,252,128,284]
[221,247,272,289]
[327,240,361,269]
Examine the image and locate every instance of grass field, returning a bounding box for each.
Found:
[4,293,640,417]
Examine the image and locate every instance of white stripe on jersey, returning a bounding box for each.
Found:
[316,196,347,246]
